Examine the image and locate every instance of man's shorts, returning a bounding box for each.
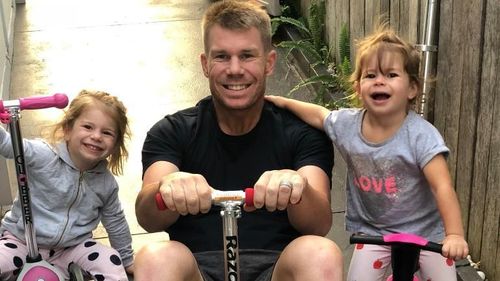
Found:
[194,249,280,281]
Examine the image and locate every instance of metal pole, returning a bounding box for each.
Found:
[8,108,39,260]
[417,0,439,117]
[221,203,242,281]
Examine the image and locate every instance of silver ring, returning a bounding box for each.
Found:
[279,180,293,190]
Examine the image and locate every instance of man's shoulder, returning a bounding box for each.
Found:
[265,102,325,135]
[264,101,307,125]
[160,96,212,126]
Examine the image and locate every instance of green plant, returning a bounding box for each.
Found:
[337,23,360,108]
[272,1,330,66]
[272,1,358,109]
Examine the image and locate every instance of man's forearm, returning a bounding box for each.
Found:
[135,182,179,232]
[288,186,332,235]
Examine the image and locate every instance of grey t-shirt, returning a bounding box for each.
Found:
[325,109,448,241]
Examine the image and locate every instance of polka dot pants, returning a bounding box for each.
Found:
[0,231,128,281]
[347,243,457,281]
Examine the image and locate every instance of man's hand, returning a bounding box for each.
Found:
[245,169,307,212]
[157,172,214,216]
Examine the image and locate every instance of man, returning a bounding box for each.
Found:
[134,1,343,280]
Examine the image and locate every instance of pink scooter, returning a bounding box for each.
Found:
[0,94,70,281]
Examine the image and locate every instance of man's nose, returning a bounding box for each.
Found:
[227,56,244,75]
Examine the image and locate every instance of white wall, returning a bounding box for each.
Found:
[0,0,16,206]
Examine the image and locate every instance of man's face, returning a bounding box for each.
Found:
[201,24,276,111]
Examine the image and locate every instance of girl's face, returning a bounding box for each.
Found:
[64,106,117,171]
[356,51,417,118]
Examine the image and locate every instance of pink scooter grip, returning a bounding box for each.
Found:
[19,93,68,110]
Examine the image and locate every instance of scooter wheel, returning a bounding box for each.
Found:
[68,263,85,281]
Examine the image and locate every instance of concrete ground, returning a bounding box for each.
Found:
[6,0,352,278]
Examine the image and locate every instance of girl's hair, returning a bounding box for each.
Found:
[48,89,131,175]
[350,24,422,107]
[201,0,272,53]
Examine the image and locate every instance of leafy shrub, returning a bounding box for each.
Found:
[271,1,358,109]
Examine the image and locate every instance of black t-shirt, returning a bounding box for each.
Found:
[142,96,334,253]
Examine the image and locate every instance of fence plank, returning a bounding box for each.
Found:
[435,0,467,233]
[481,102,499,281]
[350,0,365,58]
[477,1,500,279]
[324,0,336,62]
[454,0,484,261]
[399,0,410,39]
[407,0,420,43]
[364,0,375,34]
[334,0,350,63]
[389,0,401,32]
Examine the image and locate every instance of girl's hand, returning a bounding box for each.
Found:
[442,234,469,260]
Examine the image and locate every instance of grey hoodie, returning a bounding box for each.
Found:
[0,125,133,267]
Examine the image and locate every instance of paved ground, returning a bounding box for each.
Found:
[5,0,353,278]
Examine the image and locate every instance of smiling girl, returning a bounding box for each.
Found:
[0,90,134,280]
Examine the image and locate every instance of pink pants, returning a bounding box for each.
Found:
[347,243,457,281]
[0,231,128,281]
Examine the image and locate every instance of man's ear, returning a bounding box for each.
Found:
[200,53,209,77]
[265,49,277,76]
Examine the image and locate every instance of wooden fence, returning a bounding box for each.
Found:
[296,0,499,278]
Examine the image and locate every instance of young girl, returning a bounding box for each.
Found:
[0,90,134,280]
[267,27,469,280]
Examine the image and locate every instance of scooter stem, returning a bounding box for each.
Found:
[220,202,242,281]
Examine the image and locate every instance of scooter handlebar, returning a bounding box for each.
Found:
[155,188,255,211]
[20,93,69,110]
[0,93,68,112]
[350,233,442,254]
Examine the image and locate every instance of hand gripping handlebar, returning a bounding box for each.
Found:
[155,188,255,210]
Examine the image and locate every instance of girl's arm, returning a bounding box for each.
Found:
[0,125,13,157]
[423,154,469,260]
[101,181,135,269]
[265,95,330,130]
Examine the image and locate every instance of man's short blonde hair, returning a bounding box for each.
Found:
[202,0,272,53]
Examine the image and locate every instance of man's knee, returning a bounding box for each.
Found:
[134,241,203,281]
[291,235,342,261]
[136,240,191,264]
[273,235,343,280]
[282,235,343,272]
